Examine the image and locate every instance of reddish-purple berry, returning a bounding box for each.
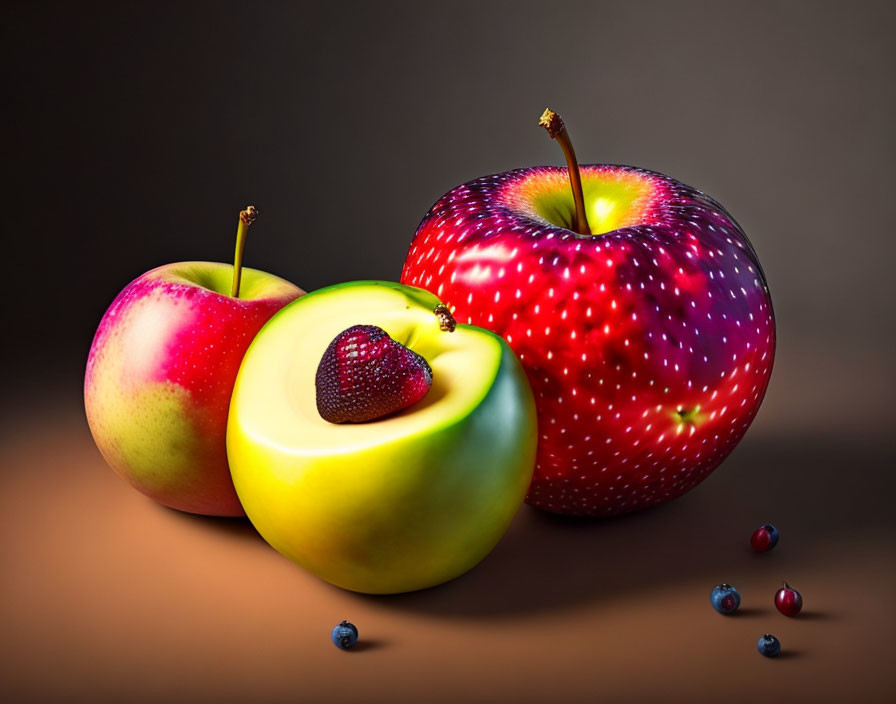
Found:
[775,581,802,617]
[750,524,779,552]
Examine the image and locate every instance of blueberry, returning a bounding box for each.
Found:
[757,633,781,658]
[710,583,741,614]
[331,620,359,650]
[750,524,779,552]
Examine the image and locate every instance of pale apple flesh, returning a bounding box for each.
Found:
[85,261,303,516]
[226,281,537,594]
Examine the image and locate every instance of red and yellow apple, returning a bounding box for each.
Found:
[85,209,304,516]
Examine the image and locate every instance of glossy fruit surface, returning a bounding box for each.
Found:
[316,324,433,423]
[331,621,358,650]
[85,261,302,515]
[402,164,775,516]
[227,281,537,593]
[710,583,741,614]
[757,633,781,658]
[775,581,803,617]
[750,523,779,552]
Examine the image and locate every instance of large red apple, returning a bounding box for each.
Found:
[401,111,775,516]
[85,207,304,516]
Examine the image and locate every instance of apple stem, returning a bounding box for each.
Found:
[539,108,591,237]
[434,304,457,332]
[231,206,257,298]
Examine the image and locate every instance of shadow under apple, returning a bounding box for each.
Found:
[159,430,893,620]
[162,508,259,542]
[352,431,895,618]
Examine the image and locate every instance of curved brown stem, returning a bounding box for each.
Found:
[539,108,591,236]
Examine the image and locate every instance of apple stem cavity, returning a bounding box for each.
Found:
[538,108,592,237]
[231,205,258,298]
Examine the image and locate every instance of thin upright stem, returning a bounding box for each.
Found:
[231,205,257,298]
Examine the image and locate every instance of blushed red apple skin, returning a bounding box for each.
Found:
[401,164,775,516]
[85,263,303,516]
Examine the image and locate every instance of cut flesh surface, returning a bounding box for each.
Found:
[232,281,503,455]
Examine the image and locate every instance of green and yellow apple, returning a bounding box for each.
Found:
[226,281,537,594]
[85,207,304,516]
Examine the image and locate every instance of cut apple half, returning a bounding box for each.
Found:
[226,280,537,594]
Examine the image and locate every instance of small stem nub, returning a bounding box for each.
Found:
[539,108,591,237]
[231,205,257,298]
[434,304,456,332]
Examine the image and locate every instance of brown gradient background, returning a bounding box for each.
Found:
[2,1,895,702]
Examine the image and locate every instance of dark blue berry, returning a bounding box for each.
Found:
[757,633,781,658]
[331,620,359,650]
[710,583,741,614]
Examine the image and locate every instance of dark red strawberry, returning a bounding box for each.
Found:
[316,325,433,423]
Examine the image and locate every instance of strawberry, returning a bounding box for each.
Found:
[315,325,433,423]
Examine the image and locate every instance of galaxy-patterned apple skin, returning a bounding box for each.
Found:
[85,262,303,516]
[402,165,775,516]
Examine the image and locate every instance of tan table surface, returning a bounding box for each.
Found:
[2,395,894,704]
